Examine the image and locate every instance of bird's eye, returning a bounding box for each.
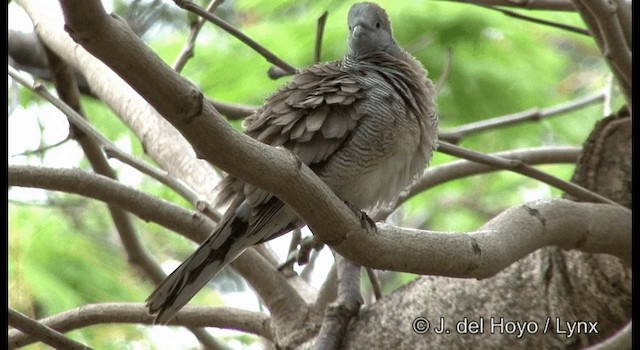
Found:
[376,22,381,28]
[349,25,352,30]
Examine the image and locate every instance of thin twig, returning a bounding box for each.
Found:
[103,146,221,222]
[13,135,72,156]
[210,99,257,120]
[432,0,578,11]
[437,142,621,206]
[439,90,606,143]
[459,0,590,35]
[315,11,329,64]
[173,0,225,73]
[174,0,297,75]
[408,146,580,199]
[8,308,92,350]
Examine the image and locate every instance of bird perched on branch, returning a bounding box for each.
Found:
[147,1,438,324]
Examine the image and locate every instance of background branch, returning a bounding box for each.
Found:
[439,90,606,143]
[9,165,215,242]
[400,146,581,206]
[9,309,92,350]
[173,0,226,73]
[570,0,631,106]
[435,0,577,11]
[8,303,273,348]
[437,142,619,206]
[174,0,298,76]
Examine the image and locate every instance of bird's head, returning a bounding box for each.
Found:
[347,2,399,58]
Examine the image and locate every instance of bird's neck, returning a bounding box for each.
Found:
[346,44,404,63]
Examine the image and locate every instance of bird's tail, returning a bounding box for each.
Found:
[146,207,250,324]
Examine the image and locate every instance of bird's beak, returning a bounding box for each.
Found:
[352,24,364,38]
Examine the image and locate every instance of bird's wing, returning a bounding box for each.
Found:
[215,61,368,210]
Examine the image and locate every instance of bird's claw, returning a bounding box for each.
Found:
[344,201,377,233]
[277,236,325,272]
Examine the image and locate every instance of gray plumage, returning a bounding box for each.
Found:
[146,1,438,324]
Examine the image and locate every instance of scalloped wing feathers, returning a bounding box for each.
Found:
[216,62,367,209]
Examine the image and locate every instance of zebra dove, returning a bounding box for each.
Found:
[147,1,438,324]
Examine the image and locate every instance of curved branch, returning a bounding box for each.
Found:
[8,303,273,348]
[8,309,91,350]
[8,165,215,243]
[584,321,632,350]
[334,199,630,278]
[16,1,312,329]
[51,0,368,269]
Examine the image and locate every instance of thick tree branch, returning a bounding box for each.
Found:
[315,256,363,350]
[8,303,274,348]
[334,199,630,277]
[584,321,632,350]
[15,0,223,201]
[51,0,368,269]
[26,0,630,291]
[16,2,311,331]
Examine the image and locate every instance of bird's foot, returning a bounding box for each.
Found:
[278,236,325,272]
[344,201,377,233]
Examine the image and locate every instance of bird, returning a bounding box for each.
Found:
[146,1,438,324]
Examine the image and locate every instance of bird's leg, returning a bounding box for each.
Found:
[277,235,325,271]
[344,200,377,232]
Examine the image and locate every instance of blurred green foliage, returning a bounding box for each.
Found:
[9,0,624,348]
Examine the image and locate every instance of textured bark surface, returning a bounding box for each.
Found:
[334,109,631,350]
